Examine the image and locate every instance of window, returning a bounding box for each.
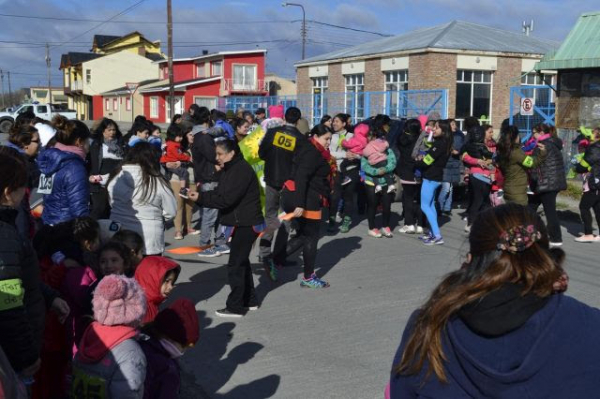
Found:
[162,67,169,80]
[36,106,47,114]
[105,99,110,111]
[233,64,257,90]
[345,74,365,121]
[86,69,91,84]
[113,98,118,111]
[194,97,217,109]
[312,77,329,125]
[196,63,205,78]
[385,70,409,117]
[126,97,131,111]
[456,70,493,126]
[521,72,556,104]
[212,61,222,76]
[150,97,158,118]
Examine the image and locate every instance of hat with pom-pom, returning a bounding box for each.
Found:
[93,275,147,327]
[268,105,284,120]
[154,298,200,347]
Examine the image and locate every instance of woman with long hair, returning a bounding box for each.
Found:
[416,120,452,245]
[107,142,177,256]
[327,113,351,233]
[332,113,356,233]
[89,118,125,220]
[387,203,600,398]
[397,119,425,234]
[496,125,547,206]
[189,139,264,317]
[231,117,251,142]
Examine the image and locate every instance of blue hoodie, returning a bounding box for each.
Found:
[37,147,89,225]
[390,294,600,398]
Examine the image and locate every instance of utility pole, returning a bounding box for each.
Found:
[522,20,534,36]
[167,0,175,122]
[46,43,53,104]
[7,71,12,107]
[282,2,306,60]
[0,69,4,108]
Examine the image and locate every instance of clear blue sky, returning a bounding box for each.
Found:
[0,0,596,90]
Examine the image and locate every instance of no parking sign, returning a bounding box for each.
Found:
[520,97,535,116]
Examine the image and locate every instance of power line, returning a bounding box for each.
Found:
[308,20,392,37]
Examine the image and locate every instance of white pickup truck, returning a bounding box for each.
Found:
[0,103,77,133]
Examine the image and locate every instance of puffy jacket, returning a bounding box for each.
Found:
[578,141,600,190]
[501,146,547,205]
[139,336,180,399]
[0,206,45,372]
[362,149,397,186]
[415,137,451,182]
[196,153,264,227]
[342,124,369,155]
[160,141,190,164]
[363,139,389,165]
[396,130,420,182]
[191,126,226,184]
[259,124,308,190]
[442,130,465,183]
[530,137,567,194]
[134,257,180,324]
[288,142,332,211]
[38,147,89,225]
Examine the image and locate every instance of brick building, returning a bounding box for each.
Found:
[295,20,559,128]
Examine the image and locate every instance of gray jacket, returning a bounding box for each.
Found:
[73,338,147,399]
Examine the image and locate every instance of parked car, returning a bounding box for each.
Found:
[0,103,77,133]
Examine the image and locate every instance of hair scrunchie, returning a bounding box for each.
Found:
[497,224,541,254]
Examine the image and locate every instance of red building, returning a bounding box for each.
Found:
[140,49,268,123]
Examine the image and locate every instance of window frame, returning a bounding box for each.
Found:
[112,98,118,111]
[344,73,365,122]
[232,64,257,90]
[86,69,91,85]
[126,97,131,111]
[212,61,223,76]
[196,63,206,78]
[384,70,409,117]
[455,69,494,128]
[150,96,159,118]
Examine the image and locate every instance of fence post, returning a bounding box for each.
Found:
[364,92,371,120]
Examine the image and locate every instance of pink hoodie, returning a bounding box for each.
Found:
[363,138,389,165]
[342,123,369,155]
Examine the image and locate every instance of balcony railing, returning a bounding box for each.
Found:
[71,80,83,91]
[221,79,268,94]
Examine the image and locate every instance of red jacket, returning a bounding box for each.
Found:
[160,141,191,163]
[134,256,180,324]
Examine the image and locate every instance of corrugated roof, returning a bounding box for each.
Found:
[296,20,559,66]
[536,11,600,70]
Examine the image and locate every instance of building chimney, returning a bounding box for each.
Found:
[202,50,209,55]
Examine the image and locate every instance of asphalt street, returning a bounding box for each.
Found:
[165,203,600,399]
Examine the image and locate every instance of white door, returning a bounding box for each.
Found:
[166,96,184,123]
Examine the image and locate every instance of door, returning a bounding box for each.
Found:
[166,96,184,123]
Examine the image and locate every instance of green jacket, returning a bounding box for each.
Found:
[502,147,546,205]
[361,149,397,186]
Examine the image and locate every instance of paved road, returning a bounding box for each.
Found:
[164,203,600,399]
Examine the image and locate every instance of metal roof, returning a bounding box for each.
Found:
[101,79,161,96]
[59,52,103,69]
[93,35,121,49]
[139,77,221,93]
[296,20,559,66]
[536,11,600,70]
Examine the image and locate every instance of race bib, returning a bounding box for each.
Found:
[38,173,55,195]
[273,132,297,152]
[0,278,24,311]
[71,367,107,399]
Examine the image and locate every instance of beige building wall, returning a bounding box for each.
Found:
[265,74,297,96]
[103,91,145,123]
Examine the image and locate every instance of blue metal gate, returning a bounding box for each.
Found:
[509,85,556,141]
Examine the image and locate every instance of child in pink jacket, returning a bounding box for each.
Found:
[363,138,396,193]
[340,123,370,185]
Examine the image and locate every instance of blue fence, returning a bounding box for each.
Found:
[509,85,556,141]
[218,89,448,126]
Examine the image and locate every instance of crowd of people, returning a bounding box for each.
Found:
[1,100,600,397]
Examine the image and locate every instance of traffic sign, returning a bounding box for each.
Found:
[520,97,535,116]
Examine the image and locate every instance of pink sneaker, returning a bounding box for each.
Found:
[368,228,382,238]
[381,227,393,238]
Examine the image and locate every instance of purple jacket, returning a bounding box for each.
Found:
[139,336,180,399]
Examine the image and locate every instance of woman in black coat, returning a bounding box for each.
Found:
[189,140,264,318]
[528,124,567,246]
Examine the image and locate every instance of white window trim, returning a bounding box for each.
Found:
[212,61,223,76]
[196,63,206,79]
[105,98,110,111]
[344,74,365,121]
[150,96,159,118]
[126,97,131,111]
[112,98,118,111]
[456,70,493,127]
[232,63,258,90]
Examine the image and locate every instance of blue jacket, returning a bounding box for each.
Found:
[37,147,89,225]
[390,294,600,398]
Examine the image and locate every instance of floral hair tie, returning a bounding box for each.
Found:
[497,224,541,254]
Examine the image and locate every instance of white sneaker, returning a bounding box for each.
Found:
[368,228,382,238]
[375,185,382,193]
[399,225,416,234]
[387,184,396,194]
[549,242,563,248]
[416,226,424,234]
[335,212,344,223]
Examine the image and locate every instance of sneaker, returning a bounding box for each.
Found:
[549,242,563,248]
[387,184,396,194]
[197,247,221,257]
[174,231,184,240]
[398,225,416,234]
[368,228,382,238]
[340,216,352,233]
[419,232,434,241]
[214,244,231,255]
[215,308,244,318]
[179,188,189,199]
[423,235,444,245]
[464,224,471,233]
[300,273,330,288]
[245,305,260,311]
[575,235,600,243]
[341,176,352,186]
[416,226,424,234]
[375,185,383,193]
[335,212,343,223]
[263,259,278,282]
[187,228,200,235]
[381,227,393,238]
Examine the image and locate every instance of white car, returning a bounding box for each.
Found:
[0,103,77,133]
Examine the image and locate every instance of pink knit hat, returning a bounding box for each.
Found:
[92,275,147,327]
[268,105,284,119]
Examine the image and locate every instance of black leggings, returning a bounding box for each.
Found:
[365,185,393,230]
[341,167,360,216]
[528,191,562,243]
[329,173,342,219]
[226,226,259,313]
[287,218,321,278]
[579,190,600,235]
[467,178,491,225]
[401,183,423,227]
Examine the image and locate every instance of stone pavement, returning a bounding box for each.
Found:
[164,203,600,399]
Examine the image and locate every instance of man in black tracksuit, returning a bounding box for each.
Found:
[258,107,307,280]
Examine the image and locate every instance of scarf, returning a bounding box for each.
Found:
[54,142,86,160]
[310,136,337,188]
[104,138,124,158]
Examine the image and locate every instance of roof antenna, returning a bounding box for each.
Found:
[522,19,534,36]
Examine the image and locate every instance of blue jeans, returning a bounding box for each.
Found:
[199,182,219,246]
[421,179,442,237]
[437,182,453,212]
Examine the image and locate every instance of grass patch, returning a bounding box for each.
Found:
[561,180,583,200]
[556,201,570,210]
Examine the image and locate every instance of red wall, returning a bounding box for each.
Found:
[184,80,221,108]
[223,53,266,81]
[160,62,194,82]
[92,95,104,121]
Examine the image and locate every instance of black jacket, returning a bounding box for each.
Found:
[577,141,600,190]
[442,130,465,184]
[259,125,307,190]
[0,206,45,372]
[290,142,331,211]
[415,137,451,182]
[531,137,567,194]
[191,126,226,184]
[396,131,420,181]
[88,138,124,192]
[197,153,263,227]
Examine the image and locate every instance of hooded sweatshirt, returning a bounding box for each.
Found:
[134,257,180,324]
[73,322,146,399]
[389,293,600,398]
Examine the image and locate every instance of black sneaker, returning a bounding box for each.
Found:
[215,308,244,318]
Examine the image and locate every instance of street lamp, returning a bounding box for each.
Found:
[282,2,306,60]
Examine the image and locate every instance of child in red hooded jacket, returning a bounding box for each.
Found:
[134,257,181,324]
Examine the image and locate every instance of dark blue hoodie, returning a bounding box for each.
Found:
[390,294,600,398]
[37,147,89,225]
